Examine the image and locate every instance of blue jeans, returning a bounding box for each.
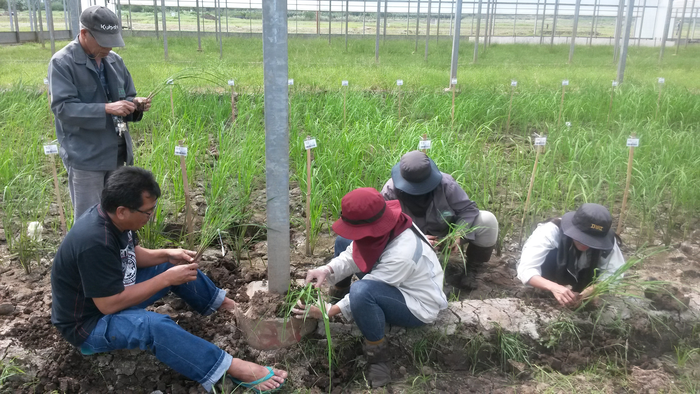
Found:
[349,278,426,342]
[80,263,231,393]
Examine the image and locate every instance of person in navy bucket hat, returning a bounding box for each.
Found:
[517,203,626,308]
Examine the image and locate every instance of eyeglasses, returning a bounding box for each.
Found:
[132,202,157,217]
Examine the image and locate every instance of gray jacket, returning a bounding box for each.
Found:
[381,173,480,240]
[48,39,143,171]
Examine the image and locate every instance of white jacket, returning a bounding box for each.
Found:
[327,225,448,323]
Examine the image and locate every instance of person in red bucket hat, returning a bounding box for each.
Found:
[293,187,448,388]
[517,203,626,308]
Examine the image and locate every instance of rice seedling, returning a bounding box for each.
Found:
[0,358,24,387]
[495,325,531,371]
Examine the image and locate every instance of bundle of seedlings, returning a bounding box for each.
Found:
[146,69,227,100]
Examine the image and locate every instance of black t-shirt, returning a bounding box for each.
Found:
[51,204,138,347]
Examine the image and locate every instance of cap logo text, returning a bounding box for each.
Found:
[590,223,604,231]
[100,24,119,30]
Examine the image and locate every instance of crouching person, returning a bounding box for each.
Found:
[293,188,448,388]
[50,166,286,392]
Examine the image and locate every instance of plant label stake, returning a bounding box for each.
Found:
[397,79,403,125]
[451,78,458,127]
[228,79,236,124]
[175,141,193,248]
[342,80,348,129]
[418,134,431,153]
[43,143,66,236]
[304,136,317,256]
[167,79,175,119]
[520,135,546,245]
[617,135,639,234]
[607,80,618,124]
[655,78,664,119]
[506,80,517,133]
[557,80,568,129]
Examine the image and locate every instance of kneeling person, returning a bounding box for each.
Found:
[50,167,286,392]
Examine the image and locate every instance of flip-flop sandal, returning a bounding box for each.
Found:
[227,366,285,393]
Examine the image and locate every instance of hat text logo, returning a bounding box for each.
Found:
[590,223,604,231]
[100,24,119,30]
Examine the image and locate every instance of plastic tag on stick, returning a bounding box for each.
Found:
[626,138,639,147]
[288,79,294,85]
[418,140,432,150]
[534,137,547,146]
[174,146,188,156]
[43,78,49,85]
[342,80,348,86]
[612,81,618,87]
[304,138,317,150]
[658,77,665,84]
[166,79,174,85]
[228,80,235,86]
[562,80,569,86]
[511,80,517,87]
[43,145,58,155]
[397,80,403,86]
[451,78,458,85]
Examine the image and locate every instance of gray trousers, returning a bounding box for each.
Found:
[65,166,114,219]
[470,210,499,248]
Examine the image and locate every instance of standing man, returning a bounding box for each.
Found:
[50,167,287,392]
[48,5,151,219]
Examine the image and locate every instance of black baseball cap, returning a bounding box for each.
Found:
[561,203,615,250]
[80,6,124,48]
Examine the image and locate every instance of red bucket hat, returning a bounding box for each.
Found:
[332,188,402,240]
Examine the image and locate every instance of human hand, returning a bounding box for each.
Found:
[105,100,136,116]
[579,285,596,301]
[133,97,152,112]
[305,266,332,288]
[450,237,462,254]
[291,300,329,320]
[425,235,439,246]
[167,248,197,265]
[550,284,581,307]
[166,263,198,286]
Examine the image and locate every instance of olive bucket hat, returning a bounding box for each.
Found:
[390,151,443,196]
[561,203,615,250]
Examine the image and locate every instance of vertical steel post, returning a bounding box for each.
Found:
[218,0,223,58]
[415,0,421,52]
[450,0,454,37]
[539,0,547,44]
[617,0,635,83]
[345,0,349,50]
[589,0,599,45]
[613,0,625,61]
[128,0,133,33]
[676,0,689,53]
[375,0,381,61]
[513,2,518,41]
[569,0,581,63]
[63,0,69,30]
[550,0,559,46]
[473,0,482,62]
[659,0,674,61]
[687,0,697,45]
[196,0,202,51]
[437,0,441,41]
[637,0,647,45]
[534,0,540,35]
[483,0,490,47]
[328,0,332,44]
[153,0,159,39]
[408,0,411,35]
[383,0,387,41]
[363,0,366,35]
[70,0,79,37]
[177,0,181,33]
[425,0,432,60]
[488,0,496,46]
[262,0,290,295]
[38,1,45,48]
[45,0,56,54]
[162,0,168,60]
[29,0,35,33]
[450,0,463,81]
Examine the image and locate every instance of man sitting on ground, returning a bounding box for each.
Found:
[50,166,286,392]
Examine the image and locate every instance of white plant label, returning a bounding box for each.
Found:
[418,140,432,150]
[451,78,458,85]
[565,122,571,127]
[342,80,348,86]
[626,138,640,147]
[658,77,665,84]
[288,79,294,85]
[612,81,618,87]
[43,144,58,155]
[304,138,317,150]
[43,78,49,85]
[397,79,403,86]
[228,80,235,86]
[534,137,547,146]
[511,80,517,87]
[174,146,188,156]
[562,80,569,86]
[166,79,174,85]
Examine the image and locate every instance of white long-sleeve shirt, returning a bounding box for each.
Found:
[327,226,448,323]
[517,222,625,286]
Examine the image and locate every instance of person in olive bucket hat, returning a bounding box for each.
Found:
[331,151,499,296]
[293,188,448,388]
[517,203,626,307]
[48,5,152,219]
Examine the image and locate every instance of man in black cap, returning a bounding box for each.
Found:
[48,5,151,219]
[517,203,625,307]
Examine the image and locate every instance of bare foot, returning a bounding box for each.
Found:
[227,359,287,391]
[218,297,237,311]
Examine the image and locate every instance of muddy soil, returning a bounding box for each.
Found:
[2,190,700,393]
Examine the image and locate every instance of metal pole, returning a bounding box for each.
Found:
[613,0,624,61]
[328,0,331,44]
[450,0,463,81]
[345,0,349,50]
[63,0,69,29]
[375,0,381,62]
[408,0,412,35]
[473,0,481,62]
[513,2,518,41]
[569,0,581,63]
[471,0,475,34]
[9,0,15,35]
[637,0,647,45]
[617,0,635,83]
[450,0,454,36]
[534,0,540,35]
[38,1,45,48]
[70,0,79,37]
[489,0,496,46]
[116,0,122,30]
[383,0,388,41]
[218,0,223,59]
[225,0,228,34]
[128,0,132,32]
[262,0,290,296]
[589,0,598,45]
[415,0,421,52]
[44,0,56,54]
[153,0,159,39]
[29,0,35,32]
[177,0,181,33]
[425,0,432,60]
[550,0,559,46]
[196,0,202,51]
[539,0,547,44]
[437,0,441,41]
[484,0,490,48]
[676,0,689,53]
[363,0,366,35]
[659,0,673,61]
[161,0,168,60]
